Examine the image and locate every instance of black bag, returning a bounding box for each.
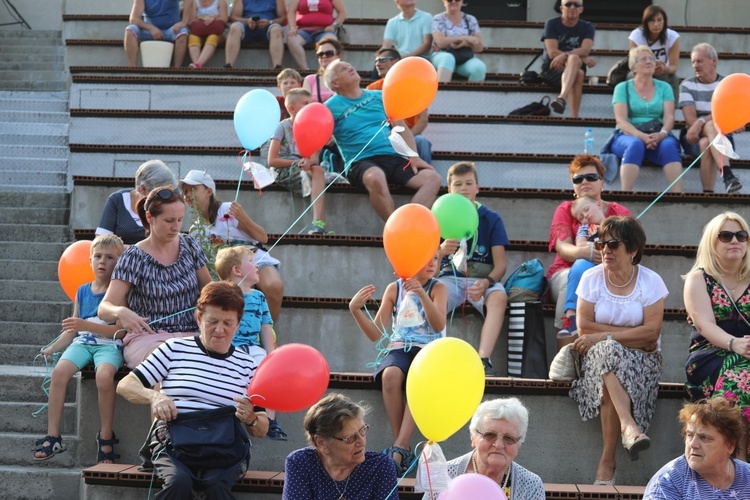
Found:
[606,57,630,88]
[635,118,663,134]
[519,49,544,85]
[168,406,250,469]
[507,301,548,378]
[446,46,474,65]
[509,96,551,116]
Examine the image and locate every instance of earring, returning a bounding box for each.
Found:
[631,255,635,264]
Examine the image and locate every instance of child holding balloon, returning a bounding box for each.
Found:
[215,245,288,441]
[349,254,447,475]
[35,234,126,463]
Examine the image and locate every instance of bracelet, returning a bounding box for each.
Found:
[660,129,669,136]
[728,337,735,352]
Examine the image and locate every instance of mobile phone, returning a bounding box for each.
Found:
[252,16,260,21]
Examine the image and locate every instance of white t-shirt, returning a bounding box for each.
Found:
[628,27,679,66]
[576,264,668,349]
[208,202,280,267]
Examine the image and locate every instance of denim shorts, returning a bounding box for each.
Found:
[437,275,507,314]
[60,342,124,371]
[297,29,335,45]
[238,21,282,43]
[680,129,735,157]
[126,24,188,42]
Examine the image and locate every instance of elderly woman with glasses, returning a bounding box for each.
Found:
[548,155,631,348]
[609,45,683,192]
[282,393,399,500]
[302,39,343,103]
[570,216,668,485]
[684,212,750,461]
[424,398,544,500]
[99,185,212,369]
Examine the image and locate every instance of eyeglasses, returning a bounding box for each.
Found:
[572,173,601,184]
[563,2,583,7]
[331,424,370,444]
[638,56,656,63]
[446,0,463,3]
[146,188,183,210]
[594,239,624,251]
[476,429,521,446]
[316,50,337,59]
[375,56,396,64]
[718,230,749,243]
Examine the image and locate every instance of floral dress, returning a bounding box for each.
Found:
[686,271,750,423]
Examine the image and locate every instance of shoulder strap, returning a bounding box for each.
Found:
[315,74,322,102]
[462,13,471,35]
[524,49,544,71]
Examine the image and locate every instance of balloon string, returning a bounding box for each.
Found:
[383,439,428,499]
[234,150,249,202]
[32,331,64,417]
[635,137,711,220]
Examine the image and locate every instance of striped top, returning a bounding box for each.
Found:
[678,74,725,117]
[112,234,208,333]
[644,455,750,499]
[133,336,259,413]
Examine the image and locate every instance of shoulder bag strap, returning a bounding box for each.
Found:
[315,74,322,102]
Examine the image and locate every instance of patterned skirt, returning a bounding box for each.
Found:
[686,346,750,424]
[569,340,662,433]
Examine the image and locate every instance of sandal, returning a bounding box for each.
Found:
[33,435,65,461]
[383,445,415,476]
[96,431,121,464]
[266,419,288,441]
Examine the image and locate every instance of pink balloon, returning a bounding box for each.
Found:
[446,473,508,499]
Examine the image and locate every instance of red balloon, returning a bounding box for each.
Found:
[711,73,750,134]
[293,102,334,157]
[383,204,441,279]
[58,240,94,301]
[383,57,438,121]
[247,344,330,412]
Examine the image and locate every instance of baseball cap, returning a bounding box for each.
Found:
[181,170,216,191]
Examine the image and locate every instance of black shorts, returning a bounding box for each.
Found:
[540,62,588,89]
[346,155,415,189]
[373,347,422,382]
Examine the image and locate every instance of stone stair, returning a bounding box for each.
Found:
[0,31,67,92]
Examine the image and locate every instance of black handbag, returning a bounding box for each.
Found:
[168,405,250,469]
[519,49,544,84]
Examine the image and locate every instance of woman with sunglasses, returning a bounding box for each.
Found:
[287,0,346,71]
[423,398,545,500]
[282,393,398,500]
[302,38,343,103]
[684,211,750,460]
[570,216,668,485]
[609,45,683,192]
[99,185,213,369]
[548,155,631,347]
[430,0,486,82]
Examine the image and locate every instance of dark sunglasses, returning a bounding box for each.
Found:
[594,239,623,251]
[572,173,601,184]
[146,188,182,209]
[718,230,749,243]
[446,0,463,3]
[316,50,337,59]
[375,56,396,63]
[563,2,583,7]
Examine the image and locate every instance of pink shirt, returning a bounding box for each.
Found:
[296,0,335,30]
[305,73,334,103]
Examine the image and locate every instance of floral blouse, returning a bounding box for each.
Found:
[687,270,750,352]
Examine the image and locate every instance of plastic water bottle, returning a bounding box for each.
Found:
[584,128,595,154]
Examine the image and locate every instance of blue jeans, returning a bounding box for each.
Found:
[414,134,432,164]
[564,258,595,312]
[610,132,681,167]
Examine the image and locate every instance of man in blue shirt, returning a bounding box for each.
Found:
[323,60,441,222]
[224,0,287,69]
[124,0,191,67]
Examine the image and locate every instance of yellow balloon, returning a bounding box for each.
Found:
[406,338,485,442]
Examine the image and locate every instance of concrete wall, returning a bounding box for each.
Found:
[0,0,63,30]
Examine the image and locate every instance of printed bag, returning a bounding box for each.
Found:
[504,259,546,302]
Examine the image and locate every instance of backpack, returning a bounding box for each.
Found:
[504,259,546,302]
[509,96,551,117]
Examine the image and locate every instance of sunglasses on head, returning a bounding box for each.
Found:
[375,56,396,63]
[572,173,601,184]
[316,50,337,59]
[146,188,182,209]
[563,2,582,7]
[718,230,749,243]
[594,239,623,251]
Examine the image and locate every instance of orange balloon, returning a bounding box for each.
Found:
[383,204,440,279]
[382,57,439,121]
[58,240,94,301]
[711,73,750,134]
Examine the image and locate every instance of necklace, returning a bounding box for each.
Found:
[723,280,739,292]
[471,451,512,497]
[326,469,351,500]
[607,266,635,288]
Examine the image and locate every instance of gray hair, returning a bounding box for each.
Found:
[134,159,177,192]
[628,45,655,71]
[692,42,717,61]
[323,60,345,93]
[469,397,529,443]
[304,393,370,446]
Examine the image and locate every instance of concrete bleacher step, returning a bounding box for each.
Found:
[0,171,67,190]
[0,144,68,159]
[0,109,69,123]
[0,321,65,347]
[0,223,70,243]
[0,206,67,225]
[0,280,70,302]
[0,300,71,325]
[0,465,81,500]
[0,365,76,403]
[0,261,59,281]
[2,402,77,434]
[0,92,68,112]
[0,433,80,468]
[0,191,69,209]
[0,134,68,148]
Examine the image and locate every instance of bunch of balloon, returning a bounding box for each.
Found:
[293,102,334,157]
[247,344,330,412]
[710,73,750,160]
[406,338,485,497]
[383,204,440,279]
[58,240,94,301]
[382,57,438,122]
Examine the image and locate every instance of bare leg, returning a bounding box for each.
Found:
[558,55,583,104]
[286,33,309,69]
[188,45,201,64]
[225,24,243,66]
[596,381,619,482]
[619,163,640,191]
[404,169,441,210]
[361,167,396,222]
[196,44,217,66]
[602,372,641,437]
[268,25,284,67]
[124,30,139,67]
[381,367,406,441]
[173,35,187,67]
[663,161,683,193]
[698,137,717,191]
[310,166,326,222]
[96,363,117,463]
[258,266,284,323]
[437,67,453,83]
[568,68,585,118]
[704,121,730,177]
[35,360,78,458]
[477,290,507,359]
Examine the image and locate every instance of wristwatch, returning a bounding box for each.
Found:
[248,416,259,427]
[486,277,496,287]
[698,117,706,124]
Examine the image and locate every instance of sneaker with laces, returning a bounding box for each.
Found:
[307,219,326,235]
[481,357,500,377]
[557,315,577,338]
[724,175,743,194]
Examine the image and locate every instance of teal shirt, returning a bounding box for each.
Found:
[383,9,433,57]
[326,90,396,164]
[612,79,674,126]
